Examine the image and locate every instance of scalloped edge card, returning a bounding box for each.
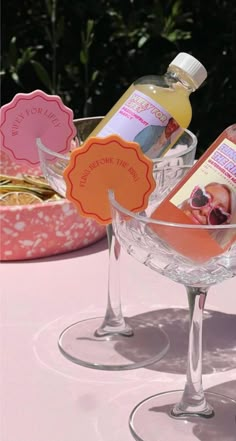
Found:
[0,90,76,166]
[63,134,156,224]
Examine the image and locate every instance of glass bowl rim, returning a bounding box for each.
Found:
[36,127,198,163]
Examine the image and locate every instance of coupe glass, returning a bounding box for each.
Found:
[37,117,197,370]
[110,167,236,440]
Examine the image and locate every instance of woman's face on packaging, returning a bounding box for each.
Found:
[181,183,231,225]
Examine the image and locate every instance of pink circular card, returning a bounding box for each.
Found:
[0,90,76,166]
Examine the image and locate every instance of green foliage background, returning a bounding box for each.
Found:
[1,0,236,156]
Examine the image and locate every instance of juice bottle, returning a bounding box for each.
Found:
[150,124,236,261]
[88,52,207,158]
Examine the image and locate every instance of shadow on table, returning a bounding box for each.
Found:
[39,236,108,261]
[147,380,236,441]
[116,308,236,374]
[192,380,236,441]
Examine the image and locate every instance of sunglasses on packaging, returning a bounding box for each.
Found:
[189,186,231,225]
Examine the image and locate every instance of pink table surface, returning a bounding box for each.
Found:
[1,238,236,441]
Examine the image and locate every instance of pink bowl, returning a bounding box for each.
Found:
[0,115,197,261]
[0,150,106,261]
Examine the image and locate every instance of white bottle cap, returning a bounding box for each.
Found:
[169,52,207,88]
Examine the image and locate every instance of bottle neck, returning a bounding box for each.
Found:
[165,67,196,94]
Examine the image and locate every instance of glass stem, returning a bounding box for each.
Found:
[95,224,134,337]
[171,286,214,418]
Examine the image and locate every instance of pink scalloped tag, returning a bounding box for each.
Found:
[0,90,76,166]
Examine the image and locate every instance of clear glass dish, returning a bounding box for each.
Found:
[109,165,236,439]
[37,118,197,371]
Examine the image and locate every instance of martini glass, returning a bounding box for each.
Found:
[109,167,236,439]
[37,118,197,370]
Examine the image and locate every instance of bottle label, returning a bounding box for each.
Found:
[97,90,182,158]
[171,138,236,211]
[150,137,236,261]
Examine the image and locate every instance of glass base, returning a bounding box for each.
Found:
[129,390,236,441]
[58,316,169,370]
